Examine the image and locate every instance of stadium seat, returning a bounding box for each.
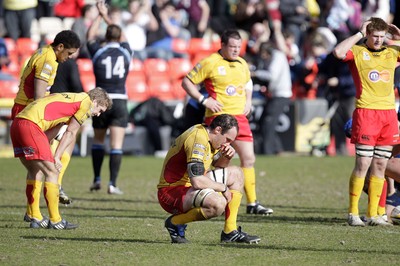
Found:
[126,75,150,103]
[63,17,76,30]
[147,76,175,101]
[4,38,17,57]
[168,58,192,81]
[143,58,169,79]
[171,38,189,54]
[129,58,144,75]
[188,38,218,55]
[1,53,20,78]
[171,79,187,100]
[76,58,93,74]
[80,72,96,92]
[38,17,64,42]
[16,38,38,58]
[0,79,19,98]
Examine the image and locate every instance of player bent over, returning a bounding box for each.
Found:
[157,114,261,243]
[11,88,112,229]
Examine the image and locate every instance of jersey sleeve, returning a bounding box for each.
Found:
[73,95,92,125]
[186,57,213,85]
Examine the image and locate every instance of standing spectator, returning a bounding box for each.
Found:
[158,114,261,244]
[53,0,84,19]
[122,0,158,60]
[36,0,55,19]
[3,0,37,40]
[176,0,210,38]
[12,88,111,229]
[234,0,269,35]
[71,3,99,59]
[252,42,292,155]
[206,0,236,36]
[333,17,400,226]
[87,1,132,195]
[182,29,274,215]
[279,0,310,48]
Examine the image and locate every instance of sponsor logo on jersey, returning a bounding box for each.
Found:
[368,70,390,82]
[218,66,226,75]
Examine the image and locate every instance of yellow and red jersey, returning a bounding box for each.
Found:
[14,45,58,106]
[343,44,400,110]
[16,92,92,131]
[186,52,251,117]
[157,124,219,189]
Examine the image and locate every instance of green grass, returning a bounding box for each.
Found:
[0,155,399,265]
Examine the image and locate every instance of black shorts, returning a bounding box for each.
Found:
[92,99,128,129]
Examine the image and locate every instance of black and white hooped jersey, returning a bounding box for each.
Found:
[88,41,132,99]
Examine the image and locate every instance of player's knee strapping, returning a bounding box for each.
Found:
[373,147,392,159]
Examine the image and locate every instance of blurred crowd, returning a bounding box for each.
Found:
[1,0,400,155]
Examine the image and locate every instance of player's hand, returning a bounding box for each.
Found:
[204,98,223,113]
[54,158,62,173]
[220,144,235,160]
[388,24,400,40]
[222,187,232,203]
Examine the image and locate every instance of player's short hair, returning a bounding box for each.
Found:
[88,87,113,110]
[106,25,122,42]
[221,29,241,45]
[366,17,389,34]
[209,114,239,135]
[52,30,81,49]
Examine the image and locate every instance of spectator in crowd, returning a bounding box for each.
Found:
[158,114,261,244]
[245,21,270,65]
[176,0,210,38]
[87,1,132,195]
[182,29,274,215]
[3,0,37,40]
[146,0,190,59]
[54,0,84,19]
[12,87,111,229]
[252,42,292,155]
[234,0,269,35]
[334,17,400,226]
[37,0,55,19]
[0,37,16,80]
[71,3,99,59]
[122,0,158,60]
[206,0,236,36]
[279,0,310,48]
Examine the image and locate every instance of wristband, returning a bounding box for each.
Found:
[198,95,205,103]
[201,97,208,106]
[358,31,364,38]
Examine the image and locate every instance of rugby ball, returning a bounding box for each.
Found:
[390,205,400,225]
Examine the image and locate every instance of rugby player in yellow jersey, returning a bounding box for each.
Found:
[334,17,400,226]
[182,29,273,215]
[158,114,261,243]
[10,88,112,229]
[11,30,81,205]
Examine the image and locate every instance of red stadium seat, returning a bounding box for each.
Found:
[0,79,19,98]
[143,58,169,79]
[80,72,96,92]
[129,58,145,75]
[172,38,189,54]
[171,79,187,100]
[16,38,38,58]
[147,76,175,101]
[76,58,93,74]
[126,73,151,102]
[168,58,192,81]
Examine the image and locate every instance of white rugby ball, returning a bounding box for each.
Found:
[390,205,400,225]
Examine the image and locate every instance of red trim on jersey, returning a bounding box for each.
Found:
[43,101,81,121]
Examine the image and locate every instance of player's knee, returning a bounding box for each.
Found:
[205,195,226,217]
[228,165,244,188]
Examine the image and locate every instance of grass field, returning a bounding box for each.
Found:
[0,155,399,265]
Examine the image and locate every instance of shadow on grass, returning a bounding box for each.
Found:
[21,235,167,244]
